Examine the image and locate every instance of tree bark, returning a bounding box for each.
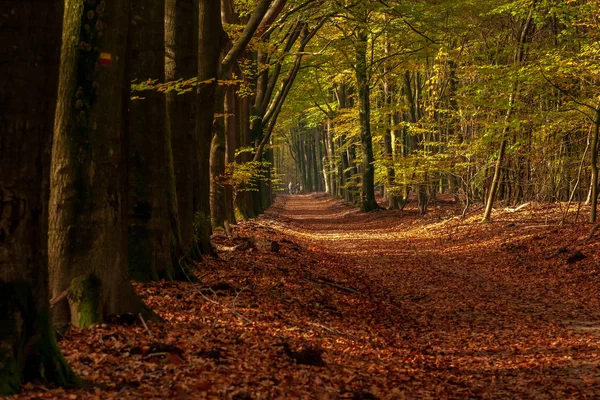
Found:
[355,29,379,212]
[482,1,536,222]
[0,2,79,394]
[210,86,228,228]
[590,110,600,223]
[165,0,199,260]
[49,0,148,328]
[224,81,239,224]
[195,0,224,253]
[128,0,175,281]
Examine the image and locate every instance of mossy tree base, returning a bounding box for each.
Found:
[0,282,79,396]
[67,275,102,328]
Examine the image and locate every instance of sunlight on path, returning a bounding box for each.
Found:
[259,193,600,398]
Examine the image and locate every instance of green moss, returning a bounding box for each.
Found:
[234,207,248,222]
[67,274,101,328]
[24,310,80,388]
[0,281,79,395]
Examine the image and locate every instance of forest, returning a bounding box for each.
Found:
[1,0,600,398]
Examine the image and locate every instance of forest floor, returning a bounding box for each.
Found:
[15,194,600,399]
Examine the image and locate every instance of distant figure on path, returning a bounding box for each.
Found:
[288,182,293,194]
[295,183,300,194]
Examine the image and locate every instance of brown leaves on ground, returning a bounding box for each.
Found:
[15,194,600,399]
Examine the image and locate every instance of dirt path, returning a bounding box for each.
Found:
[18,193,600,399]
[262,193,600,398]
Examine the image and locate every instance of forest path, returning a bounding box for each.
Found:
[21,193,600,399]
[261,193,600,398]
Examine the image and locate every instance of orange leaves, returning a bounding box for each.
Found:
[16,194,600,399]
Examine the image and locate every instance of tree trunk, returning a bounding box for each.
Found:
[482,1,536,222]
[128,0,175,281]
[210,86,227,228]
[49,0,148,328]
[165,0,199,259]
[195,0,224,254]
[0,2,79,394]
[224,82,238,224]
[355,29,378,212]
[325,122,337,195]
[590,110,600,223]
[235,96,256,219]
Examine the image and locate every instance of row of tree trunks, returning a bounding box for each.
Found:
[1,0,294,394]
[49,0,147,328]
[0,2,79,394]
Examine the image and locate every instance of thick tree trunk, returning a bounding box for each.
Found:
[0,2,79,394]
[195,0,224,254]
[128,0,175,281]
[49,0,148,328]
[215,0,239,227]
[165,0,198,258]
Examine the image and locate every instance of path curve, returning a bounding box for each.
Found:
[263,193,600,398]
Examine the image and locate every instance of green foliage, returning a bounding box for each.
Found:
[275,0,599,206]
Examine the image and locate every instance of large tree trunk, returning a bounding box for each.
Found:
[49,0,148,328]
[165,0,198,258]
[128,0,175,281]
[195,0,224,254]
[0,2,79,394]
[211,0,238,228]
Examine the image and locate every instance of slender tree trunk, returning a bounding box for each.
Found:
[590,110,600,223]
[235,96,256,219]
[482,1,536,222]
[325,122,337,195]
[49,0,148,328]
[224,82,239,224]
[0,2,79,394]
[165,0,199,259]
[355,29,378,211]
[210,85,228,228]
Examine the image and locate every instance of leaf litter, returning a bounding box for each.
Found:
[14,194,600,399]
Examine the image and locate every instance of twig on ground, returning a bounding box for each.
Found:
[587,223,600,240]
[196,286,252,324]
[144,352,167,360]
[308,278,361,295]
[231,286,248,313]
[308,322,361,341]
[505,202,531,213]
[139,313,152,337]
